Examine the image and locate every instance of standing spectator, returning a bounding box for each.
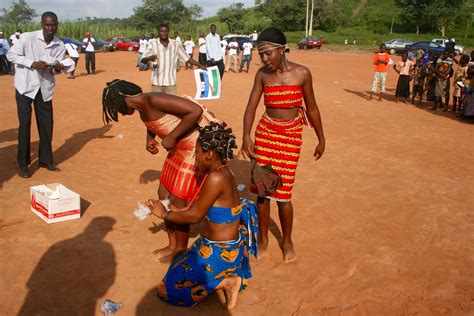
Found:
[6,11,65,178]
[393,53,414,103]
[411,59,428,106]
[174,32,182,71]
[405,45,414,62]
[183,35,195,70]
[220,35,228,66]
[433,51,452,111]
[83,32,95,75]
[0,32,10,75]
[141,24,201,95]
[198,31,206,66]
[225,37,239,72]
[239,38,253,73]
[137,35,148,71]
[205,24,224,78]
[369,43,390,101]
[64,39,79,79]
[8,30,22,74]
[452,54,469,112]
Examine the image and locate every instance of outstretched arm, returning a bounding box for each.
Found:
[146,172,224,224]
[302,67,325,160]
[240,70,264,159]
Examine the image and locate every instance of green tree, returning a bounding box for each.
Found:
[394,0,431,34]
[424,0,464,36]
[129,0,197,30]
[0,0,36,27]
[217,3,245,33]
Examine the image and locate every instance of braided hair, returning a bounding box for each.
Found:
[198,122,238,163]
[102,79,143,124]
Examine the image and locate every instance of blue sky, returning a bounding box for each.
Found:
[0,0,256,21]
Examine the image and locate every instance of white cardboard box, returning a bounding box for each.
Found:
[30,183,81,224]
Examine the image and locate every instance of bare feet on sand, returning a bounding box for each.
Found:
[154,249,184,264]
[152,245,173,257]
[282,241,296,263]
[217,276,242,311]
[257,238,269,259]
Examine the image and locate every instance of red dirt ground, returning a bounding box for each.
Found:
[1,49,473,315]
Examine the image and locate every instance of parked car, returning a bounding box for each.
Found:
[383,38,412,55]
[431,38,464,54]
[106,37,139,51]
[223,34,249,49]
[60,38,86,52]
[408,41,445,55]
[79,37,115,52]
[297,37,323,49]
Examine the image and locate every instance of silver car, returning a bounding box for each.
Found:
[431,38,464,54]
[383,38,413,55]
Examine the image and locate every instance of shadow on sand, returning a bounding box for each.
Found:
[18,217,117,315]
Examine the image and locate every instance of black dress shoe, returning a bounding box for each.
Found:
[18,167,30,178]
[39,163,61,172]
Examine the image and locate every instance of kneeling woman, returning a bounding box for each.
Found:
[146,122,258,310]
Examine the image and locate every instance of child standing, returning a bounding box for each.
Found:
[452,55,469,112]
[393,53,414,103]
[412,59,428,106]
[370,43,390,101]
[241,27,325,263]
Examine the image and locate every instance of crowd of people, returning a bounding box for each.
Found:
[3,8,472,312]
[371,43,474,121]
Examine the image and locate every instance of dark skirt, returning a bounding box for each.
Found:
[395,75,410,98]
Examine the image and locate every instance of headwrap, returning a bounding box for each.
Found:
[257,27,287,54]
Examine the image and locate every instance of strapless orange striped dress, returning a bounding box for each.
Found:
[144,97,215,202]
[251,85,306,201]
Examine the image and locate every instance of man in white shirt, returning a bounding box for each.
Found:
[239,38,253,73]
[137,35,148,71]
[64,39,79,78]
[220,36,228,66]
[9,30,22,46]
[0,32,10,74]
[7,12,65,178]
[183,35,195,70]
[225,37,239,72]
[205,24,224,78]
[83,31,95,75]
[141,24,201,95]
[198,32,206,66]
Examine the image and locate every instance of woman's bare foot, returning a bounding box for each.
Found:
[257,238,269,259]
[153,245,174,259]
[282,242,296,263]
[222,276,242,311]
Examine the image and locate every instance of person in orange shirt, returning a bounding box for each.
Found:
[370,44,390,101]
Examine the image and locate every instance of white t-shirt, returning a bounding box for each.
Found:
[138,39,148,53]
[242,42,252,55]
[65,43,79,58]
[198,37,206,54]
[220,39,228,52]
[228,41,238,56]
[183,40,194,55]
[10,34,21,45]
[83,37,95,52]
[175,36,182,46]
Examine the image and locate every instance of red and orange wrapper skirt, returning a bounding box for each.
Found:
[251,113,303,201]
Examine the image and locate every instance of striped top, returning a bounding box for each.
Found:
[143,38,190,87]
[263,85,304,109]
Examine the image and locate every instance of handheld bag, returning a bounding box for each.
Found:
[250,158,282,196]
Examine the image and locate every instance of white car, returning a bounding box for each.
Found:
[431,38,464,54]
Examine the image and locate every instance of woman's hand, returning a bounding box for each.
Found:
[145,199,166,219]
[161,135,177,152]
[146,138,160,155]
[314,141,325,160]
[239,136,255,159]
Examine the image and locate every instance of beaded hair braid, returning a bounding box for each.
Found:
[102,79,143,124]
[198,122,238,163]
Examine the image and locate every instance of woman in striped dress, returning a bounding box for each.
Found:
[241,28,325,263]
